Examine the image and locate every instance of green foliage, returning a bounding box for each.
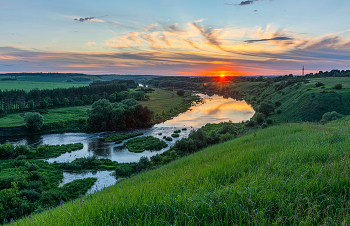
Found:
[255,113,265,124]
[173,130,181,133]
[87,99,153,132]
[320,111,344,124]
[333,84,343,89]
[125,136,168,153]
[16,121,350,225]
[266,118,273,124]
[258,102,274,116]
[277,109,282,114]
[217,122,239,135]
[245,119,256,127]
[176,90,185,96]
[261,122,268,128]
[315,81,325,87]
[165,137,173,141]
[274,101,281,108]
[24,112,44,132]
[171,133,180,138]
[105,132,144,143]
[115,165,135,177]
[59,178,97,200]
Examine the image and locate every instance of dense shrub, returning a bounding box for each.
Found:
[274,101,281,108]
[255,113,265,124]
[165,137,173,141]
[171,133,180,138]
[245,120,256,127]
[217,122,238,135]
[115,165,134,177]
[315,82,325,87]
[125,136,167,153]
[320,111,344,124]
[333,84,342,89]
[258,102,274,116]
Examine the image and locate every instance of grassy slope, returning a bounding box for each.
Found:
[237,77,350,123]
[15,117,350,225]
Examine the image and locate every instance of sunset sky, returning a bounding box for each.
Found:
[1,0,350,76]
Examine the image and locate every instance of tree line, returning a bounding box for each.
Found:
[0,84,128,114]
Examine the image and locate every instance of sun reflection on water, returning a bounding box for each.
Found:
[156,94,254,128]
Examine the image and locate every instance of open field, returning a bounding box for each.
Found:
[0,80,88,91]
[140,89,199,123]
[0,89,196,128]
[14,116,350,225]
[0,105,90,127]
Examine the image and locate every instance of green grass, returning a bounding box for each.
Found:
[14,117,350,225]
[0,80,88,91]
[0,89,197,130]
[0,106,90,127]
[125,136,168,153]
[139,89,199,123]
[105,132,144,143]
[237,77,350,123]
[171,133,180,138]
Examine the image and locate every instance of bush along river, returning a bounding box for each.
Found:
[0,94,254,194]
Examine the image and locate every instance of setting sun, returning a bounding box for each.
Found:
[220,74,225,77]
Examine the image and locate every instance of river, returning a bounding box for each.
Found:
[0,94,254,192]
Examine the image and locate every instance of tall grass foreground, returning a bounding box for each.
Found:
[14,120,350,225]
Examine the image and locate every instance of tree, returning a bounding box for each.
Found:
[320,111,343,124]
[315,82,324,87]
[258,102,274,116]
[62,98,70,107]
[333,84,342,89]
[24,112,44,132]
[87,99,113,131]
[27,100,35,110]
[255,113,265,124]
[176,90,185,96]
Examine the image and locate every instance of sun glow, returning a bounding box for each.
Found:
[220,74,225,77]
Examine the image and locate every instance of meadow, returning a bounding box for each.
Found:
[13,116,350,225]
[231,77,350,124]
[0,89,196,130]
[0,74,100,91]
[0,105,90,128]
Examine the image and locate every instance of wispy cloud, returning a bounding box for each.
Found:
[74,15,107,22]
[74,17,95,22]
[245,36,293,43]
[191,21,223,50]
[86,42,96,46]
[225,0,272,6]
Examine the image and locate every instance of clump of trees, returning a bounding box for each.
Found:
[320,111,344,124]
[176,90,185,96]
[24,112,44,132]
[0,83,129,114]
[87,99,153,132]
[315,82,325,87]
[258,102,275,116]
[333,84,342,89]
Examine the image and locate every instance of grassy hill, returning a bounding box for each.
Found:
[14,116,350,225]
[232,77,350,123]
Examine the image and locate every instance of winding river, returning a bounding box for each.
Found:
[0,94,254,192]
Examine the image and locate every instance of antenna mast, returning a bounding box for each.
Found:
[302,66,305,76]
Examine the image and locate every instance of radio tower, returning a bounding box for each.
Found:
[302,66,305,76]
